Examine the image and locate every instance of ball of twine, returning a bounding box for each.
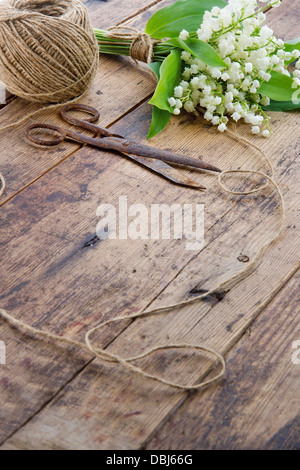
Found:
[0,0,99,103]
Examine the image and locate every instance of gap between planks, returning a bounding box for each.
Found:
[0,0,159,206]
[0,0,283,208]
[0,357,95,448]
[144,264,300,450]
[127,263,300,449]
[1,157,297,448]
[115,0,168,26]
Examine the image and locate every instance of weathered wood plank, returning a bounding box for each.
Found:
[0,0,299,450]
[0,101,234,445]
[0,95,298,449]
[0,0,159,204]
[146,268,300,450]
[0,0,159,108]
[0,0,162,443]
[2,0,297,205]
[84,0,167,28]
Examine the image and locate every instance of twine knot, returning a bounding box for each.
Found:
[107,26,158,63]
[130,32,156,63]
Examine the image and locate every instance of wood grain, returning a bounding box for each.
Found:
[0,0,158,204]
[0,0,161,443]
[0,0,299,450]
[83,0,167,29]
[146,267,300,450]
[0,102,235,445]
[0,96,299,449]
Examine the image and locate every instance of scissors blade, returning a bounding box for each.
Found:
[98,137,221,174]
[121,153,206,190]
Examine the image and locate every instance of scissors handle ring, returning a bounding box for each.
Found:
[26,123,66,146]
[61,104,100,126]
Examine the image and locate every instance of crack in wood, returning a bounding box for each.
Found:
[188,287,229,303]
[1,0,299,450]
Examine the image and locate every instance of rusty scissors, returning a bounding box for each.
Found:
[26,104,221,190]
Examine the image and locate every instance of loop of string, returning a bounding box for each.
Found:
[0,120,286,390]
[0,307,225,391]
[0,2,285,391]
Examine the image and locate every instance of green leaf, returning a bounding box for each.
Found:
[165,37,227,68]
[148,62,161,80]
[145,0,226,39]
[263,99,300,112]
[147,106,171,139]
[284,37,300,53]
[283,38,300,64]
[258,71,296,101]
[149,49,182,112]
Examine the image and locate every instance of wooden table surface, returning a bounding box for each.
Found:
[0,0,299,450]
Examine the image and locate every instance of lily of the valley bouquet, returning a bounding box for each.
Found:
[94,0,300,138]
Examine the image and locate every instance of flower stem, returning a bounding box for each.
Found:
[94,29,172,63]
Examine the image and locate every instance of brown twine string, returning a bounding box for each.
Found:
[0,0,99,131]
[107,26,159,64]
[0,91,89,134]
[0,0,98,103]
[0,129,286,390]
[0,0,99,197]
[0,6,286,388]
[0,307,225,391]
